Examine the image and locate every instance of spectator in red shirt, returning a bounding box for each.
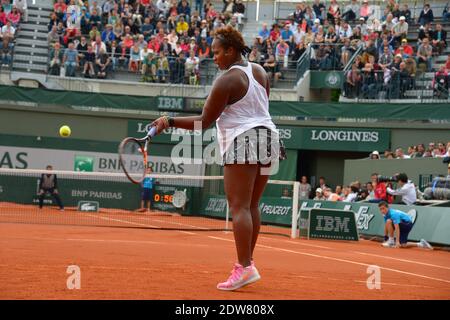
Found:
[394,39,413,58]
[269,23,280,43]
[54,0,67,13]
[370,173,391,203]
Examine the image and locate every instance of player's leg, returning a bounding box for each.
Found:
[249,168,270,260]
[224,164,258,268]
[217,164,261,291]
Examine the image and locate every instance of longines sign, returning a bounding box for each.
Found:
[128,121,390,152]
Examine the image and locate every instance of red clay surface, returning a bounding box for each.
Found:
[1,216,449,300]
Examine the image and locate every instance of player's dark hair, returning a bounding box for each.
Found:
[378,201,389,208]
[214,26,251,56]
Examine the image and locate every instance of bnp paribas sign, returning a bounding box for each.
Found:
[278,126,390,152]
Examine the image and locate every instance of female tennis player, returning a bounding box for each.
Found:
[151,26,280,291]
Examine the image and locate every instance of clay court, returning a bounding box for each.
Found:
[1,205,449,300]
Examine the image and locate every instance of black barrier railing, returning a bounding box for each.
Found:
[341,69,450,102]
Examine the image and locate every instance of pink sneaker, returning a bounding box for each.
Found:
[217,263,261,291]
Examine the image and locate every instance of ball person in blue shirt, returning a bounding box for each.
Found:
[139,167,154,212]
[378,201,432,249]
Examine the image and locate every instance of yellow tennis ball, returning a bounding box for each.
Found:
[59,125,71,137]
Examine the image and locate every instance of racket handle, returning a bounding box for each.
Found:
[147,126,157,138]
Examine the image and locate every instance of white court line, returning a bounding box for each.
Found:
[259,237,332,250]
[84,213,160,228]
[208,235,450,285]
[85,213,196,235]
[353,251,450,270]
[14,237,210,248]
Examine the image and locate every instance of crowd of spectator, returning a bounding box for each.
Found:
[297,172,420,205]
[47,0,246,81]
[369,141,450,160]
[0,0,27,67]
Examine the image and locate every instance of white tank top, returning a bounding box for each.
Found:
[216,62,278,157]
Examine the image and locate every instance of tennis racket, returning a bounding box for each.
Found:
[118,126,157,184]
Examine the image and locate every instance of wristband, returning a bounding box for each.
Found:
[167,116,175,127]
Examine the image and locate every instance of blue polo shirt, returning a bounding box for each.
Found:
[384,208,412,225]
[142,177,154,189]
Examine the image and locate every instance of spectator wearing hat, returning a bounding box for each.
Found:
[394,39,413,58]
[311,18,321,33]
[391,16,408,47]
[313,188,324,200]
[370,150,380,160]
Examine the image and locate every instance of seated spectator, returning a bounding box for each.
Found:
[263,47,281,82]
[416,37,433,72]
[370,150,380,159]
[338,21,353,42]
[232,0,245,25]
[291,3,305,25]
[82,45,96,78]
[89,25,101,43]
[13,0,27,22]
[391,16,408,47]
[54,0,67,14]
[7,5,20,28]
[63,42,79,77]
[399,4,411,23]
[382,13,395,31]
[136,34,148,51]
[129,43,142,72]
[248,45,261,64]
[95,48,110,79]
[344,64,361,98]
[275,39,289,68]
[48,25,61,46]
[327,0,340,24]
[342,183,359,202]
[304,6,316,26]
[414,144,426,158]
[446,54,450,72]
[0,7,7,28]
[379,46,393,69]
[395,147,410,159]
[292,40,306,62]
[323,187,340,201]
[431,24,447,56]
[49,42,64,76]
[418,3,434,26]
[141,50,157,82]
[101,24,116,46]
[197,36,211,59]
[325,25,337,43]
[1,20,15,65]
[313,188,324,200]
[359,0,372,21]
[258,22,270,41]
[80,8,91,35]
[269,23,280,44]
[394,39,413,58]
[341,0,359,22]
[281,22,294,50]
[156,51,169,83]
[432,65,449,99]
[185,50,199,85]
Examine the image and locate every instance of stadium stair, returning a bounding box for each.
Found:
[10,0,53,86]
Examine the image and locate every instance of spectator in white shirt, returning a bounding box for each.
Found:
[395,148,411,159]
[387,173,417,205]
[299,176,311,200]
